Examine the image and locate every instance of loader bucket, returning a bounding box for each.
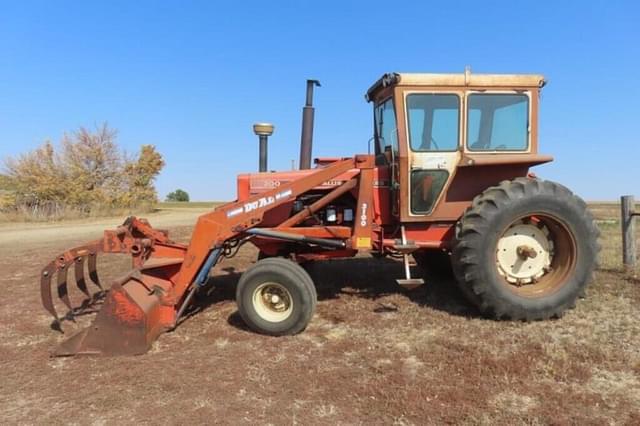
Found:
[55,276,173,356]
[42,246,183,356]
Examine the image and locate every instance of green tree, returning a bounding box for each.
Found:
[166,189,190,202]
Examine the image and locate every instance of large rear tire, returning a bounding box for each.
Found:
[451,178,599,320]
[236,257,317,335]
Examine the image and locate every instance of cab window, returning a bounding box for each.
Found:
[467,94,529,151]
[406,94,460,152]
[374,98,398,156]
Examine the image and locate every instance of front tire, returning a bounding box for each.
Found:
[236,257,317,335]
[451,178,599,320]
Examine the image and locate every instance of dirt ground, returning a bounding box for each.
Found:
[0,206,639,425]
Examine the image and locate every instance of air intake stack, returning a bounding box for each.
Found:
[253,123,274,172]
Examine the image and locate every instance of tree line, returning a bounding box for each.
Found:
[1,123,164,219]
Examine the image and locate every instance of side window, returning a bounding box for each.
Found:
[467,94,529,151]
[375,98,398,156]
[407,94,459,152]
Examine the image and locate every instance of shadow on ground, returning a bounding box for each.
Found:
[179,256,481,330]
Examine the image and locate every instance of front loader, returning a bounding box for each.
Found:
[40,71,599,356]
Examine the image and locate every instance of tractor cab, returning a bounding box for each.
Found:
[367,71,551,223]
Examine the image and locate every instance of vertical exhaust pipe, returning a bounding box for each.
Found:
[299,79,321,170]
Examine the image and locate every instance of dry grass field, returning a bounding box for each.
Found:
[0,203,638,424]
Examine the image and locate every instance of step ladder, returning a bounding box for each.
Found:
[395,226,424,290]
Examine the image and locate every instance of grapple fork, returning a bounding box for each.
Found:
[40,242,104,330]
[39,217,188,356]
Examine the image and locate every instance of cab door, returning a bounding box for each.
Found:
[404,92,462,217]
[374,97,401,217]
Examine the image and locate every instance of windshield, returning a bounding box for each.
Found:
[374,98,397,156]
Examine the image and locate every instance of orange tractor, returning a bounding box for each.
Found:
[41,71,599,356]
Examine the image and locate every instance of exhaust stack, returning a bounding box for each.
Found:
[299,79,321,170]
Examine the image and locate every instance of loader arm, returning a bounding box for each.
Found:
[43,156,371,356]
[170,157,358,298]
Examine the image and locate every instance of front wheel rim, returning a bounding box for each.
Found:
[252,282,293,322]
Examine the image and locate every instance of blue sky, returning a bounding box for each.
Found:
[1,1,638,201]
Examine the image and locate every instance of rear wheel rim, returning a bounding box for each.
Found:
[252,282,293,322]
[496,215,577,298]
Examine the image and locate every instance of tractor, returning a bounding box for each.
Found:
[40,70,599,356]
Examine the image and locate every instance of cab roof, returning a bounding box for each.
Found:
[365,71,546,101]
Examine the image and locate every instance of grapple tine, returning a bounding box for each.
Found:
[74,256,91,299]
[40,264,60,328]
[87,253,103,290]
[56,265,75,320]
